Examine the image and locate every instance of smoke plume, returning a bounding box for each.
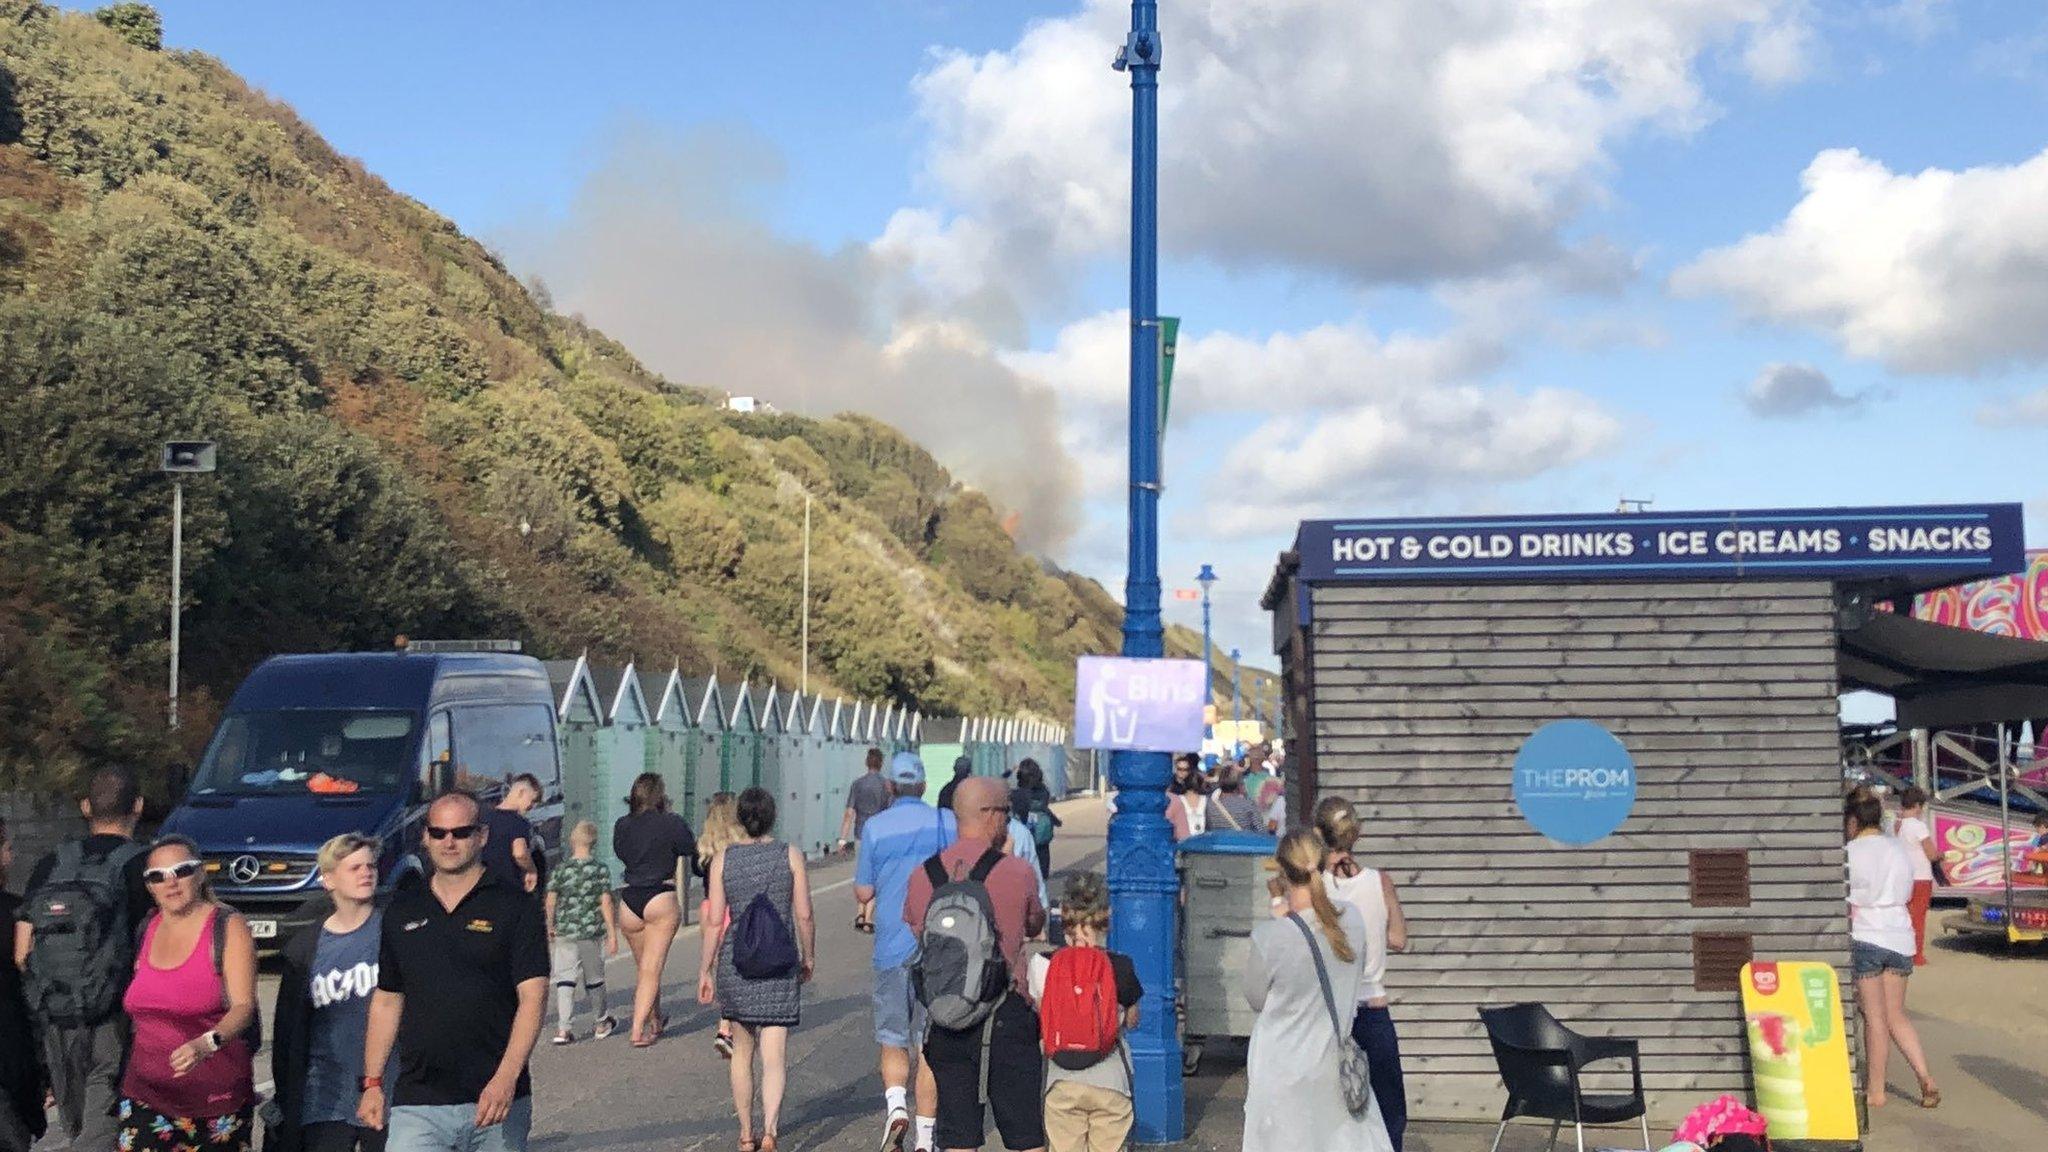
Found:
[497,126,1079,552]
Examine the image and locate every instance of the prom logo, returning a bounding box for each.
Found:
[1511,720,1638,846]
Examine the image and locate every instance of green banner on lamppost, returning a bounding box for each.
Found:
[1157,316,1180,431]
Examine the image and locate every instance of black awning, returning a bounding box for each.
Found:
[1839,611,2048,728]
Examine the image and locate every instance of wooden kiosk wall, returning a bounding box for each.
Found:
[1272,572,1854,1120]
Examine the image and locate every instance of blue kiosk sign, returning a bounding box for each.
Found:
[1514,720,1638,845]
[1295,503,2026,586]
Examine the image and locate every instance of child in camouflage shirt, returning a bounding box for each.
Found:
[545,820,619,1043]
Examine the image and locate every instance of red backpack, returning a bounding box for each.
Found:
[1039,946,1122,1070]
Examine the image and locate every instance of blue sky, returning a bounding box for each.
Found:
[127,2,2048,684]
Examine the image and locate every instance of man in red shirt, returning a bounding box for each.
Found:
[903,776,1046,1152]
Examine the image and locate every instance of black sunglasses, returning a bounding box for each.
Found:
[425,824,480,841]
[144,860,203,885]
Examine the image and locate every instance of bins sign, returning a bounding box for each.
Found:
[1074,656,1207,752]
[1511,720,1637,845]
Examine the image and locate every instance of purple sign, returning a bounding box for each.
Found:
[1074,656,1207,752]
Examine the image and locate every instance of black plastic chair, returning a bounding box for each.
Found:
[1478,1003,1651,1152]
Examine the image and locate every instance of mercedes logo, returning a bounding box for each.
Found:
[228,855,261,884]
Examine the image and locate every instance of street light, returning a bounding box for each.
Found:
[1197,564,1217,764]
[1230,647,1243,758]
[161,441,217,731]
[1107,0,1180,1140]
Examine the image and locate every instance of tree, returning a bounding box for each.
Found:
[92,4,161,52]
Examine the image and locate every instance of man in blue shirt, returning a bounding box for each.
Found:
[856,753,956,1152]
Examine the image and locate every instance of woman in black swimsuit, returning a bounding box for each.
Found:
[613,773,698,1048]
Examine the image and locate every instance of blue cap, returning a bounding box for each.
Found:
[888,751,927,786]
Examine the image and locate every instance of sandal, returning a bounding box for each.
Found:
[761,1136,777,1152]
[714,1031,735,1059]
[853,914,874,934]
[1920,1079,1941,1109]
[739,1140,757,1152]
[550,1031,575,1046]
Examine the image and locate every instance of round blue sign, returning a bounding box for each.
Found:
[1512,720,1637,845]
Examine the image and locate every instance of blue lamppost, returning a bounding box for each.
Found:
[1106,0,1181,1141]
[1230,647,1243,758]
[1198,564,1217,766]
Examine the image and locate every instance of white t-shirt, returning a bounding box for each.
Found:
[1894,815,1936,884]
[1324,867,1391,1002]
[1845,834,1917,957]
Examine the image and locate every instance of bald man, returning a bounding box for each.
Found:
[360,793,549,1152]
[903,777,1046,1152]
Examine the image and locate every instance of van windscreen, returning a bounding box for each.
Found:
[193,709,415,796]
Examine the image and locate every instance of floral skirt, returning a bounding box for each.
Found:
[118,1097,253,1152]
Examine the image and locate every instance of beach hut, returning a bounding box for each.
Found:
[919,717,966,807]
[543,656,605,846]
[647,667,700,824]
[726,681,763,793]
[758,683,790,833]
[585,663,651,860]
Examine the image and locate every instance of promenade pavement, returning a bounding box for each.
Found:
[206,796,2047,1151]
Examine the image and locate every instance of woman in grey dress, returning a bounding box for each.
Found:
[697,787,814,1152]
[1242,830,1394,1152]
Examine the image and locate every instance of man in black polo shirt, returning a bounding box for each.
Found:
[358,792,548,1152]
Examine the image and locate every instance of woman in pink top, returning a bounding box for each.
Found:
[119,835,259,1152]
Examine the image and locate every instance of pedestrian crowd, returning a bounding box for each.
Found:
[3,741,1442,1152]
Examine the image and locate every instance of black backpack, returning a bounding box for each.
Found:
[731,893,799,980]
[23,839,145,1026]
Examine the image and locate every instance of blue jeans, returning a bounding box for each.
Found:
[1351,1004,1406,1152]
[386,1099,532,1152]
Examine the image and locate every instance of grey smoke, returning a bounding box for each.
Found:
[1740,362,1867,418]
[495,125,1078,552]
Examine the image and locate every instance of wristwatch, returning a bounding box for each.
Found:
[360,1076,384,1091]
[202,1030,223,1053]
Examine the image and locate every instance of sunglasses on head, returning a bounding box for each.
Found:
[425,824,480,841]
[144,860,203,885]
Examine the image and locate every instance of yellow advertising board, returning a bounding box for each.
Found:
[1739,961,1859,1142]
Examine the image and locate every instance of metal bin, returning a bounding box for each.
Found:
[1177,829,1277,1072]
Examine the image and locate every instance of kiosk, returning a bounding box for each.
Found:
[1262,503,2027,1120]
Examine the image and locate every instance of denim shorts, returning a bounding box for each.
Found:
[872,962,926,1049]
[1851,939,1914,978]
[386,1098,530,1152]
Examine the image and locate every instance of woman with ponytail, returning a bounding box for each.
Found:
[1314,797,1410,1150]
[1240,831,1393,1152]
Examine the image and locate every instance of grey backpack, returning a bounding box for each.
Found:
[24,839,144,1026]
[912,847,1010,1032]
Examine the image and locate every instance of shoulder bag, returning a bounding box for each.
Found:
[1287,913,1372,1119]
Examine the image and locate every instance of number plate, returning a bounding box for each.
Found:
[248,919,277,939]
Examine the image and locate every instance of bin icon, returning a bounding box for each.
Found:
[1177,829,1278,1073]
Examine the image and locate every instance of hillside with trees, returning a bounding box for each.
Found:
[0,3,1269,792]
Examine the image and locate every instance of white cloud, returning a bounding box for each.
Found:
[1742,16,1816,87]
[1876,0,1951,40]
[1004,306,1622,538]
[1989,389,2048,427]
[1740,362,1864,417]
[1673,147,2048,375]
[906,0,1798,290]
[1203,386,1623,537]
